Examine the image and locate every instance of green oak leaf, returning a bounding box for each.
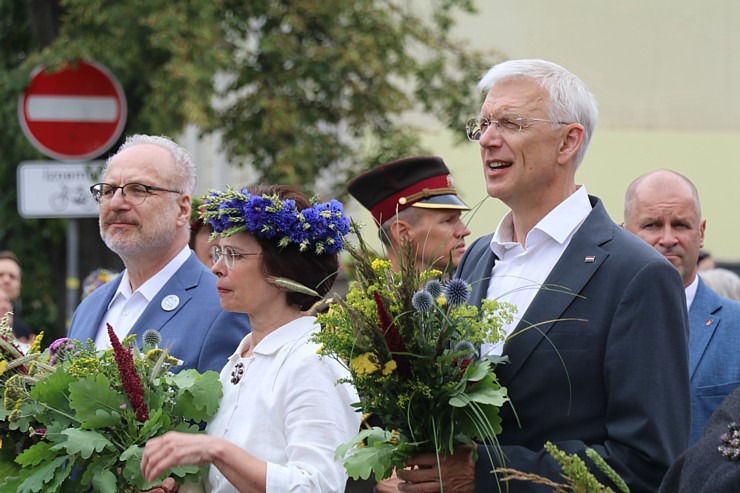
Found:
[15,441,59,467]
[91,469,117,493]
[120,444,151,488]
[170,370,222,422]
[52,429,113,459]
[68,374,127,428]
[17,455,68,493]
[342,441,396,482]
[137,407,168,442]
[465,382,508,406]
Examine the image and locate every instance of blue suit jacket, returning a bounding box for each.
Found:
[457,196,690,493]
[688,277,740,444]
[68,252,250,374]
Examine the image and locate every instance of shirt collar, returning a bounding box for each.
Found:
[490,185,591,255]
[109,245,192,308]
[232,316,317,358]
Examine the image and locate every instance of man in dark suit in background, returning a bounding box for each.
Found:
[623,169,740,445]
[68,134,249,373]
[398,59,690,493]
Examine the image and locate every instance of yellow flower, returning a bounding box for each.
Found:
[382,359,397,376]
[436,295,447,307]
[350,352,380,375]
[28,331,44,354]
[0,360,7,376]
[68,357,102,378]
[371,259,392,272]
[145,348,180,366]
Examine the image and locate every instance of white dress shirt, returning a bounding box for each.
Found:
[482,186,592,355]
[205,316,361,493]
[93,245,191,348]
[685,274,699,310]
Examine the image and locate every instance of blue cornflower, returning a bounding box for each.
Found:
[201,188,350,255]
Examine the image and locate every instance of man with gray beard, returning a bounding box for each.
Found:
[68,134,249,373]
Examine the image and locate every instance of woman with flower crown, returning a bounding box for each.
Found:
[140,184,360,492]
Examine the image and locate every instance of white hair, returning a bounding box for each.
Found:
[477,59,598,169]
[108,134,197,196]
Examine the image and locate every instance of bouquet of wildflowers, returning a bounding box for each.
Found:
[0,320,222,493]
[0,314,48,473]
[314,225,516,482]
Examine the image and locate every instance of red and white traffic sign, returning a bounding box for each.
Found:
[18,60,127,162]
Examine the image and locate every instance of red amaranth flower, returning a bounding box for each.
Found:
[454,357,473,375]
[373,291,411,379]
[107,324,149,422]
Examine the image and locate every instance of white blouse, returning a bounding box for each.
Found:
[205,316,360,492]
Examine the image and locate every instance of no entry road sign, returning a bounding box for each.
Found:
[18,60,127,161]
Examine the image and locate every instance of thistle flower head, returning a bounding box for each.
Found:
[412,291,434,312]
[425,280,444,298]
[453,340,477,359]
[445,279,471,306]
[142,329,162,348]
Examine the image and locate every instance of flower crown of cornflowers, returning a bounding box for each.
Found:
[200,186,350,255]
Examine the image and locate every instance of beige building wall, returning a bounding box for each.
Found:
[406,0,740,262]
[190,1,740,262]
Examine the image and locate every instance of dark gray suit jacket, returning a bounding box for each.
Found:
[68,251,250,374]
[659,386,740,493]
[457,196,690,493]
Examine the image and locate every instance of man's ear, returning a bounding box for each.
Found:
[176,194,192,228]
[557,124,586,165]
[389,219,413,244]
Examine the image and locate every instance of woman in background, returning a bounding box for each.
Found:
[142,185,359,492]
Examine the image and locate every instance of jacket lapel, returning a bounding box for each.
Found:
[502,197,612,380]
[687,278,721,379]
[78,276,122,342]
[128,253,198,344]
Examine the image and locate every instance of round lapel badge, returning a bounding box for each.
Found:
[161,294,180,312]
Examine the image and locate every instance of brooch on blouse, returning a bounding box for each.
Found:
[230,362,245,385]
[718,416,740,461]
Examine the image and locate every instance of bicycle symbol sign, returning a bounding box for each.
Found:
[17,161,105,218]
[49,184,93,211]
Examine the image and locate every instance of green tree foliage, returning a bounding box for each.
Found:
[0,0,499,335]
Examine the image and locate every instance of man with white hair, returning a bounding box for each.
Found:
[399,60,689,493]
[68,134,249,373]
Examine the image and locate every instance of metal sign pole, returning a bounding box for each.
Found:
[66,218,80,330]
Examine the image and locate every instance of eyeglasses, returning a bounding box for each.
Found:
[465,115,570,141]
[211,246,262,269]
[90,183,181,206]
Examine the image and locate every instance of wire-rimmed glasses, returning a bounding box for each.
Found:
[211,246,262,269]
[90,183,181,206]
[465,115,571,141]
